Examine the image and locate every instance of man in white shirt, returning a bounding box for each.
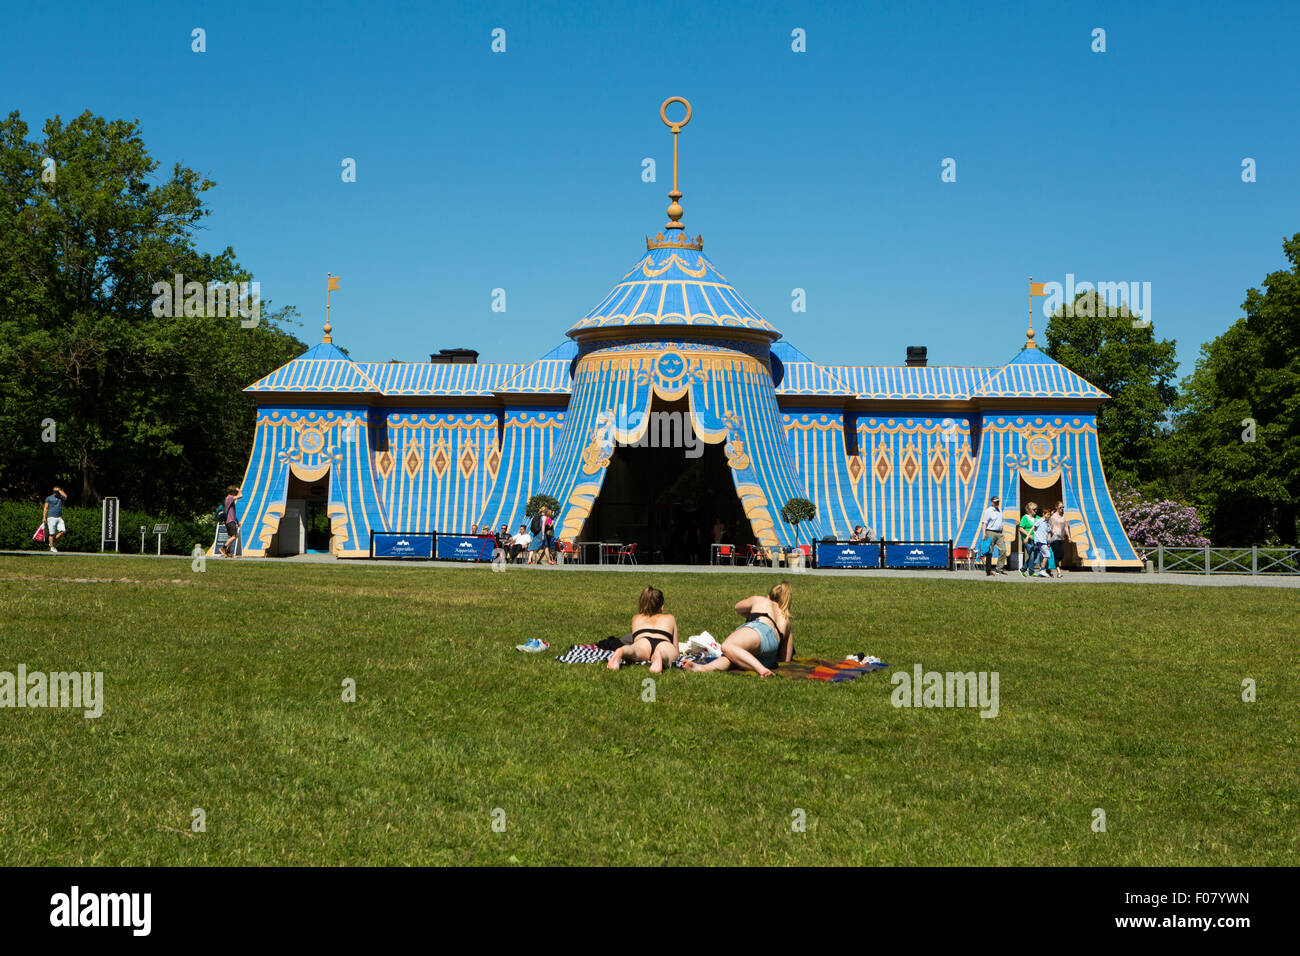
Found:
[981,495,1008,575]
[508,525,531,563]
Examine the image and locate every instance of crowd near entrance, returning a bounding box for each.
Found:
[1017,473,1063,564]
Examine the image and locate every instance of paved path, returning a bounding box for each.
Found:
[4,550,1298,588]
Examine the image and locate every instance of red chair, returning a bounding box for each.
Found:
[952,546,972,570]
[558,540,581,564]
[717,544,734,566]
[617,542,638,565]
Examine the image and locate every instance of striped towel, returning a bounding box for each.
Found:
[554,644,684,668]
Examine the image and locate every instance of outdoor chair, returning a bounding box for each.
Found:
[716,544,734,566]
[616,542,638,565]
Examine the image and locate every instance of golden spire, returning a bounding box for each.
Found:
[661,97,691,230]
[1025,275,1038,349]
[324,273,339,344]
[647,97,703,251]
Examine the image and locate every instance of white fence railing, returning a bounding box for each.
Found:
[1147,546,1299,575]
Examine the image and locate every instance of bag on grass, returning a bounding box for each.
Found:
[683,632,722,661]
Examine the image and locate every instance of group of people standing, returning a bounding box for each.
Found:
[979,495,1070,577]
[606,582,794,677]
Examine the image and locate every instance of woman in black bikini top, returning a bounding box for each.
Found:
[682,581,793,677]
[607,586,679,674]
[632,627,674,655]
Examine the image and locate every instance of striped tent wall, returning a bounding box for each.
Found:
[694,353,824,547]
[781,409,864,539]
[379,410,499,534]
[478,407,566,533]
[854,415,978,542]
[235,406,388,558]
[951,413,1139,567]
[542,351,656,541]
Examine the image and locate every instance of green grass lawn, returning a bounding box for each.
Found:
[0,554,1295,866]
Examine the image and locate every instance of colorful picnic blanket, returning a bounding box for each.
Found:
[771,657,889,682]
[554,644,685,668]
[554,644,886,681]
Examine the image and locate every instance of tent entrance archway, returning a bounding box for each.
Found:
[1016,472,1063,562]
[285,472,332,554]
[577,398,752,563]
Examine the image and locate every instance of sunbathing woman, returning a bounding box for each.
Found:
[682,581,793,677]
[607,585,680,673]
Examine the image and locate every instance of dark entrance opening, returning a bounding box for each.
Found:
[286,472,332,554]
[579,400,752,564]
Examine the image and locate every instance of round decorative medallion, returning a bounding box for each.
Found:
[1027,435,1052,460]
[654,350,688,388]
[299,427,325,455]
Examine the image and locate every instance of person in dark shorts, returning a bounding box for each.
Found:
[221,485,242,557]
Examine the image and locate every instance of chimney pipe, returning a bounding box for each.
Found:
[906,346,928,368]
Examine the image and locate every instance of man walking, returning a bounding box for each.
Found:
[41,486,68,553]
[221,485,242,557]
[981,494,1007,575]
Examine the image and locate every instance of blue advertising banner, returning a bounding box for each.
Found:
[883,542,951,569]
[435,535,497,562]
[372,533,434,559]
[816,543,880,568]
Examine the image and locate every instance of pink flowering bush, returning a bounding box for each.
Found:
[1112,482,1211,549]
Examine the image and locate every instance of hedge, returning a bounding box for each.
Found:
[0,500,215,556]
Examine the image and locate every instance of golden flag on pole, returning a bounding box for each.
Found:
[328,275,341,291]
[1029,282,1047,296]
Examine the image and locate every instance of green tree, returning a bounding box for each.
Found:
[1043,290,1179,491]
[1168,235,1300,545]
[780,497,816,544]
[0,110,305,512]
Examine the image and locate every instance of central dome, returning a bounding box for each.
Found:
[566,242,781,339]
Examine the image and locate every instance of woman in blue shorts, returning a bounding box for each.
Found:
[682,581,793,678]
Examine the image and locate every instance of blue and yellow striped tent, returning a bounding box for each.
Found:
[231,101,1138,566]
[231,238,1138,567]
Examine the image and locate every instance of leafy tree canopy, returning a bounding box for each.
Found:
[0,110,306,512]
[1167,235,1300,545]
[1043,290,1179,490]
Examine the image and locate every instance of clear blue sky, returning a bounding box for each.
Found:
[5,0,1297,377]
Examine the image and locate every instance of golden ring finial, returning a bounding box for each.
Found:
[659,96,693,231]
[659,96,692,133]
